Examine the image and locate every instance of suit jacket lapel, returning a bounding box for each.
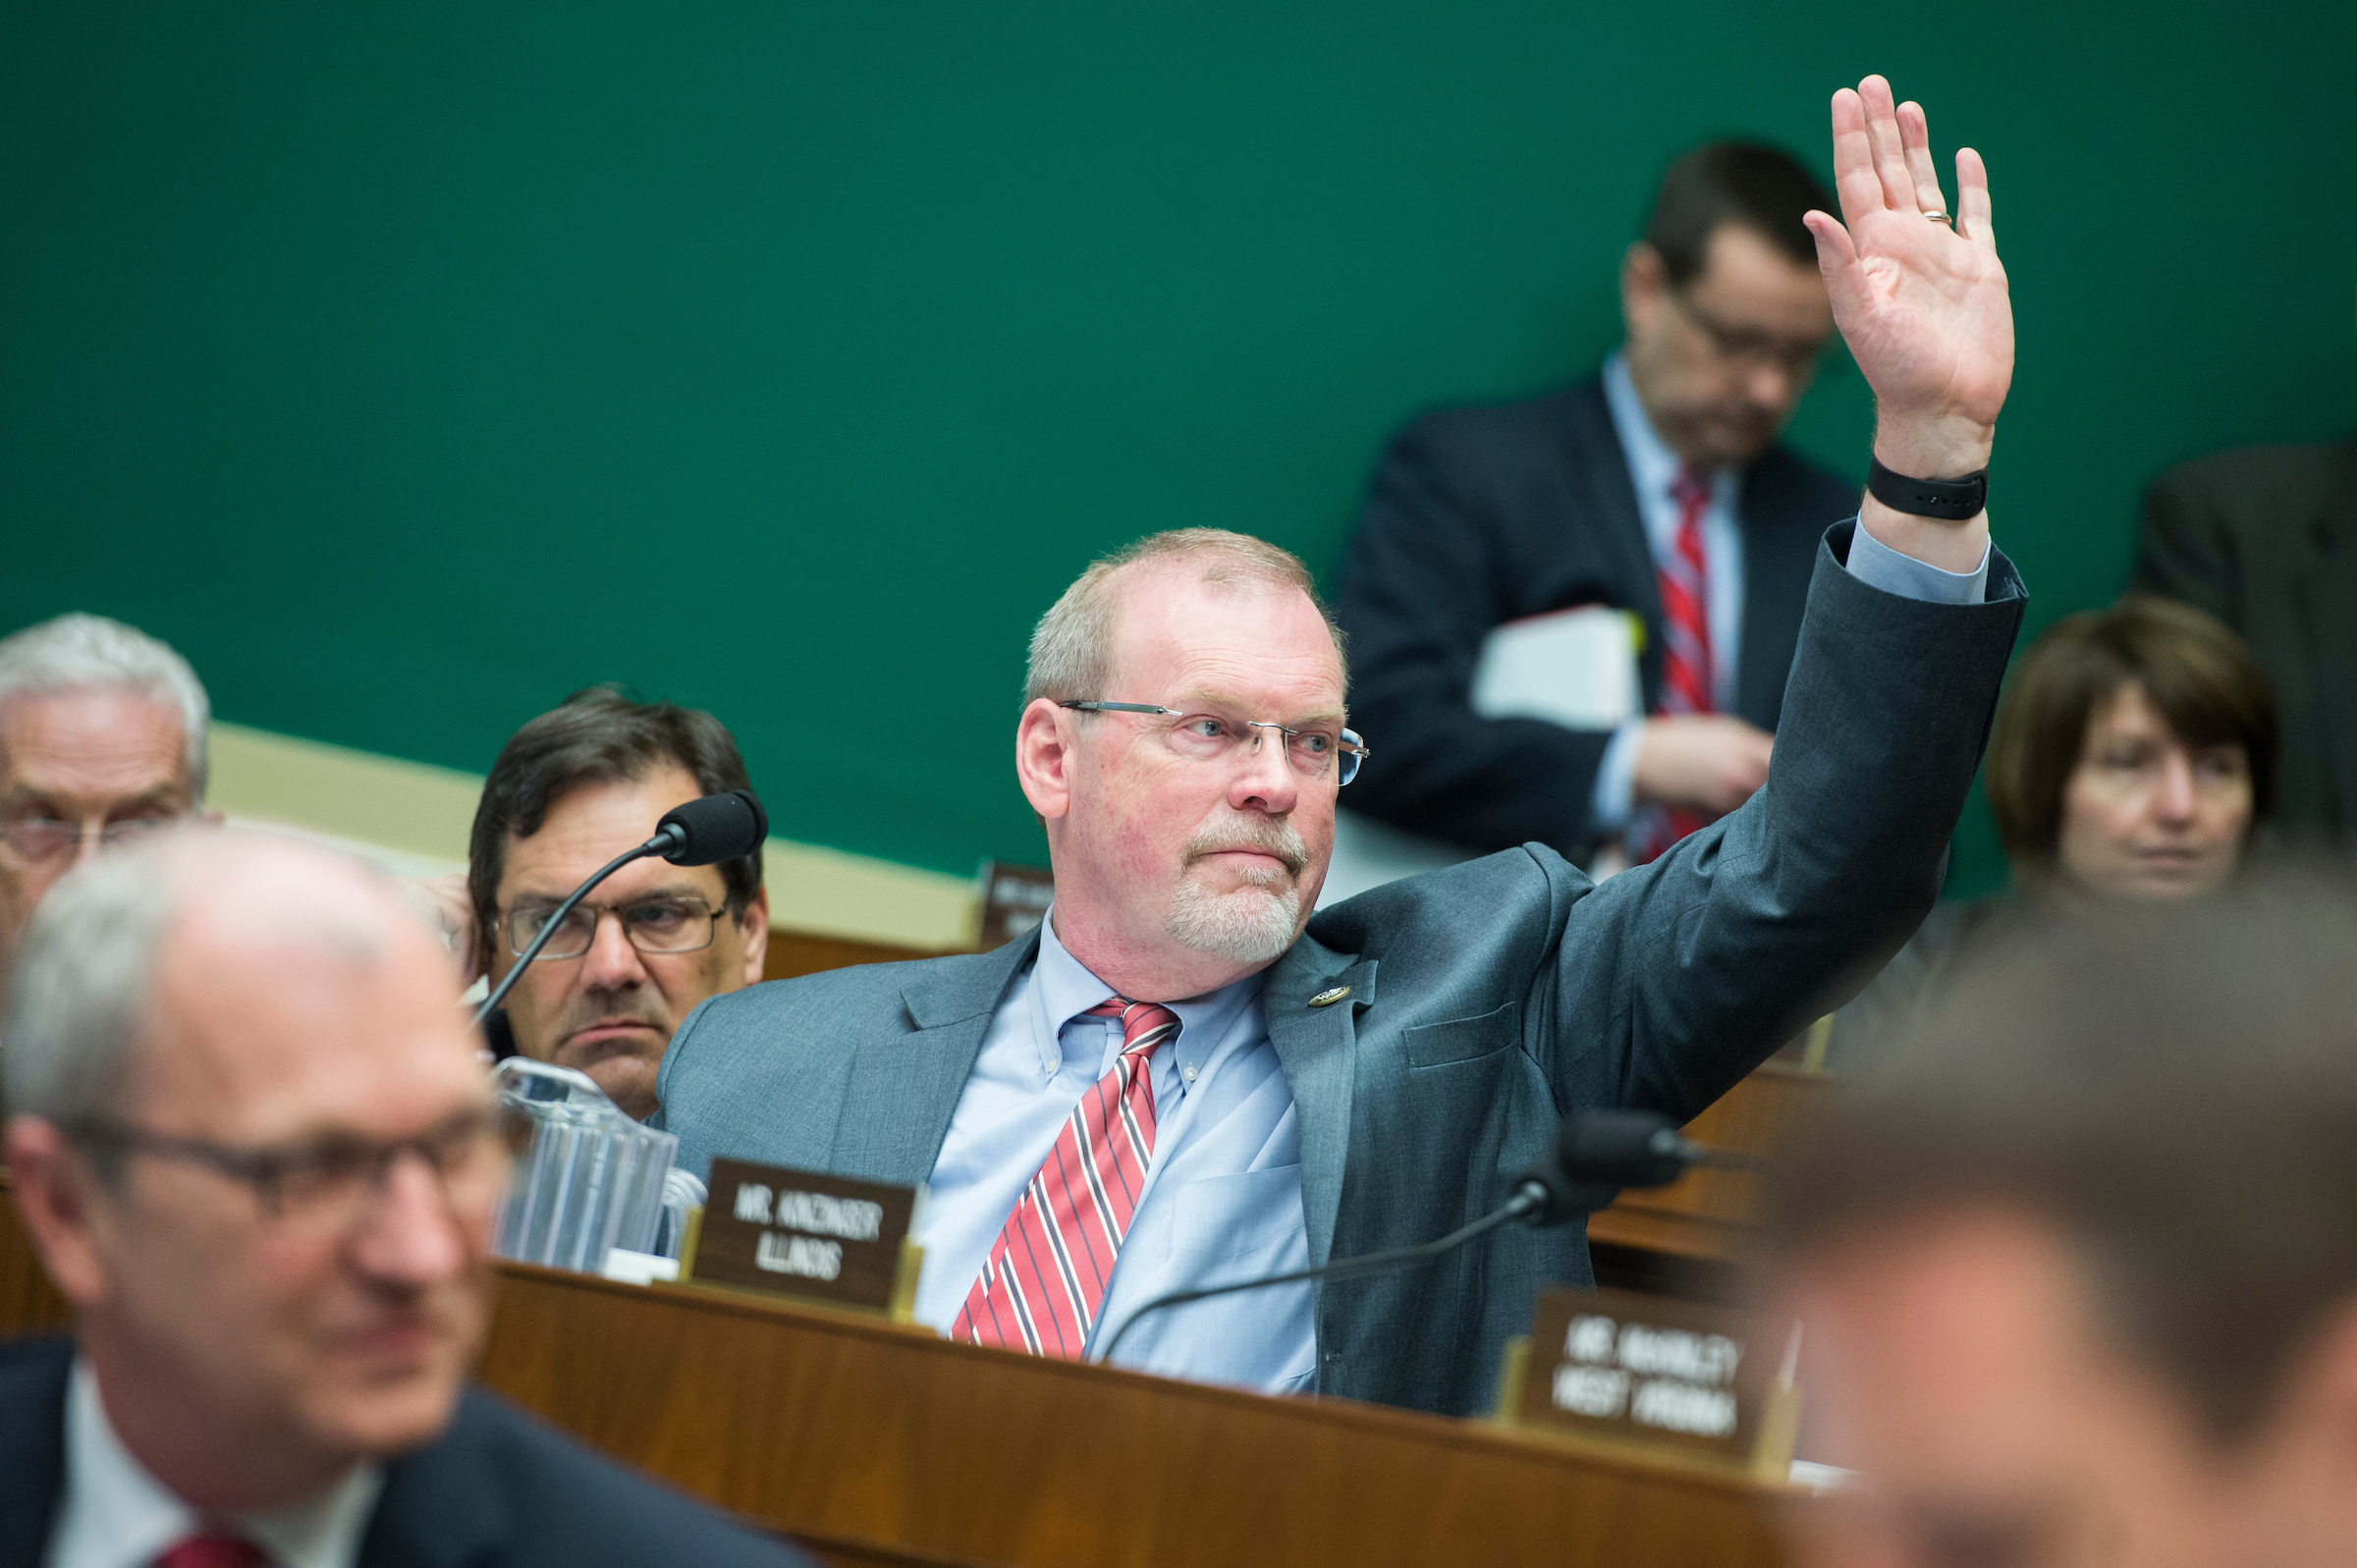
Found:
[359,1393,511,1568]
[828,930,1040,1187]
[1264,937,1377,1269]
[1566,379,1666,707]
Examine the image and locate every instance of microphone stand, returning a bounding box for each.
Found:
[1087,1108,1766,1369]
[1093,1178,1552,1368]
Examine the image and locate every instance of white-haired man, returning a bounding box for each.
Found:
[0,830,810,1565]
[660,78,2021,1415]
[0,613,216,969]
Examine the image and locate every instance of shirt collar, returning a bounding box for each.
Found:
[1603,350,1685,506]
[59,1356,385,1568]
[1032,905,1267,1078]
[1603,351,1739,544]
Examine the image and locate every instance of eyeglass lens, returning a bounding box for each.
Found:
[260,1115,510,1232]
[507,896,723,960]
[1,817,175,863]
[1162,715,1364,784]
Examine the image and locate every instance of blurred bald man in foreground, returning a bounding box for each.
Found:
[0,831,806,1566]
[1775,884,2357,1568]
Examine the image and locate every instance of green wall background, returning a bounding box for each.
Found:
[7,4,2353,894]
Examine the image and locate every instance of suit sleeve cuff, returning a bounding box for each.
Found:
[1588,719,1644,831]
[1843,513,1992,605]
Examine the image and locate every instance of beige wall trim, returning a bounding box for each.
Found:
[207,723,980,950]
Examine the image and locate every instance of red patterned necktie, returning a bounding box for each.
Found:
[153,1537,269,1568]
[1638,463,1718,863]
[952,996,1178,1358]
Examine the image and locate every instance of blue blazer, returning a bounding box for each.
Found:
[659,527,2025,1417]
[1331,375,1859,858]
[0,1335,809,1568]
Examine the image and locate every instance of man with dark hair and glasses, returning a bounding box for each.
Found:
[0,830,807,1564]
[660,70,2031,1421]
[1332,137,1859,874]
[459,687,770,1121]
[0,614,218,980]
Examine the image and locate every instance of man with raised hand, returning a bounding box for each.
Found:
[659,77,2019,1417]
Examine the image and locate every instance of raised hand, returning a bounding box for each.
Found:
[1805,77,2012,568]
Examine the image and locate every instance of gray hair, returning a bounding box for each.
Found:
[3,829,394,1130]
[2,834,189,1127]
[1022,528,1346,707]
[0,614,212,801]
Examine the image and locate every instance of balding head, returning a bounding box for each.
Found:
[3,829,498,1512]
[6,829,451,1129]
[1014,531,1354,1002]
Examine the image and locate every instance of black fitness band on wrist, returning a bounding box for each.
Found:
[1867,457,1988,520]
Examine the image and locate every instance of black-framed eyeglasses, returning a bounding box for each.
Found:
[1664,286,1829,377]
[1060,701,1369,786]
[0,815,180,866]
[504,894,733,961]
[61,1108,511,1235]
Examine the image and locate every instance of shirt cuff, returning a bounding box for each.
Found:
[1589,719,1645,832]
[1843,514,1991,605]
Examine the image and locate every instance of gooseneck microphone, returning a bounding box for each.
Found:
[1554,1107,1769,1187]
[470,789,769,1028]
[1091,1108,1760,1367]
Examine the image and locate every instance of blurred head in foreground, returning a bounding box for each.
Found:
[1987,596,2275,900]
[3,829,499,1511]
[1774,880,2357,1568]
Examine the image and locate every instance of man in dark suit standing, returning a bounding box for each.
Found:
[661,77,2022,1418]
[1333,140,1861,866]
[2132,298,2357,843]
[0,831,804,1567]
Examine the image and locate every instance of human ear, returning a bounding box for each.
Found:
[4,1115,114,1311]
[1014,700,1075,823]
[1620,242,1669,335]
[738,888,771,987]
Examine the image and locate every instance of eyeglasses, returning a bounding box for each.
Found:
[505,893,733,961]
[62,1108,511,1238]
[1665,287,1828,377]
[0,816,177,865]
[1060,701,1370,786]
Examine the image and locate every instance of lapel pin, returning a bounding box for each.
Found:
[1308,986,1351,1008]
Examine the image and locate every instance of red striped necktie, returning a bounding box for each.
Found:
[952,996,1178,1358]
[1638,463,1719,864]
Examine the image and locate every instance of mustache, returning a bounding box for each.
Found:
[551,994,669,1042]
[1180,817,1308,876]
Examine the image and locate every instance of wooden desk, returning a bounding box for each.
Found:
[2,1193,1798,1566]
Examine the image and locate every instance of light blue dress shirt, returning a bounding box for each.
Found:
[914,910,1316,1392]
[1590,351,1992,830]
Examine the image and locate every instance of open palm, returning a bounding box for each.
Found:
[1806,77,2013,439]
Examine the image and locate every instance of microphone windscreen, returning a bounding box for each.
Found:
[1557,1108,1688,1189]
[655,790,769,866]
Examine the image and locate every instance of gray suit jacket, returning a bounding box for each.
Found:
[659,523,2025,1417]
